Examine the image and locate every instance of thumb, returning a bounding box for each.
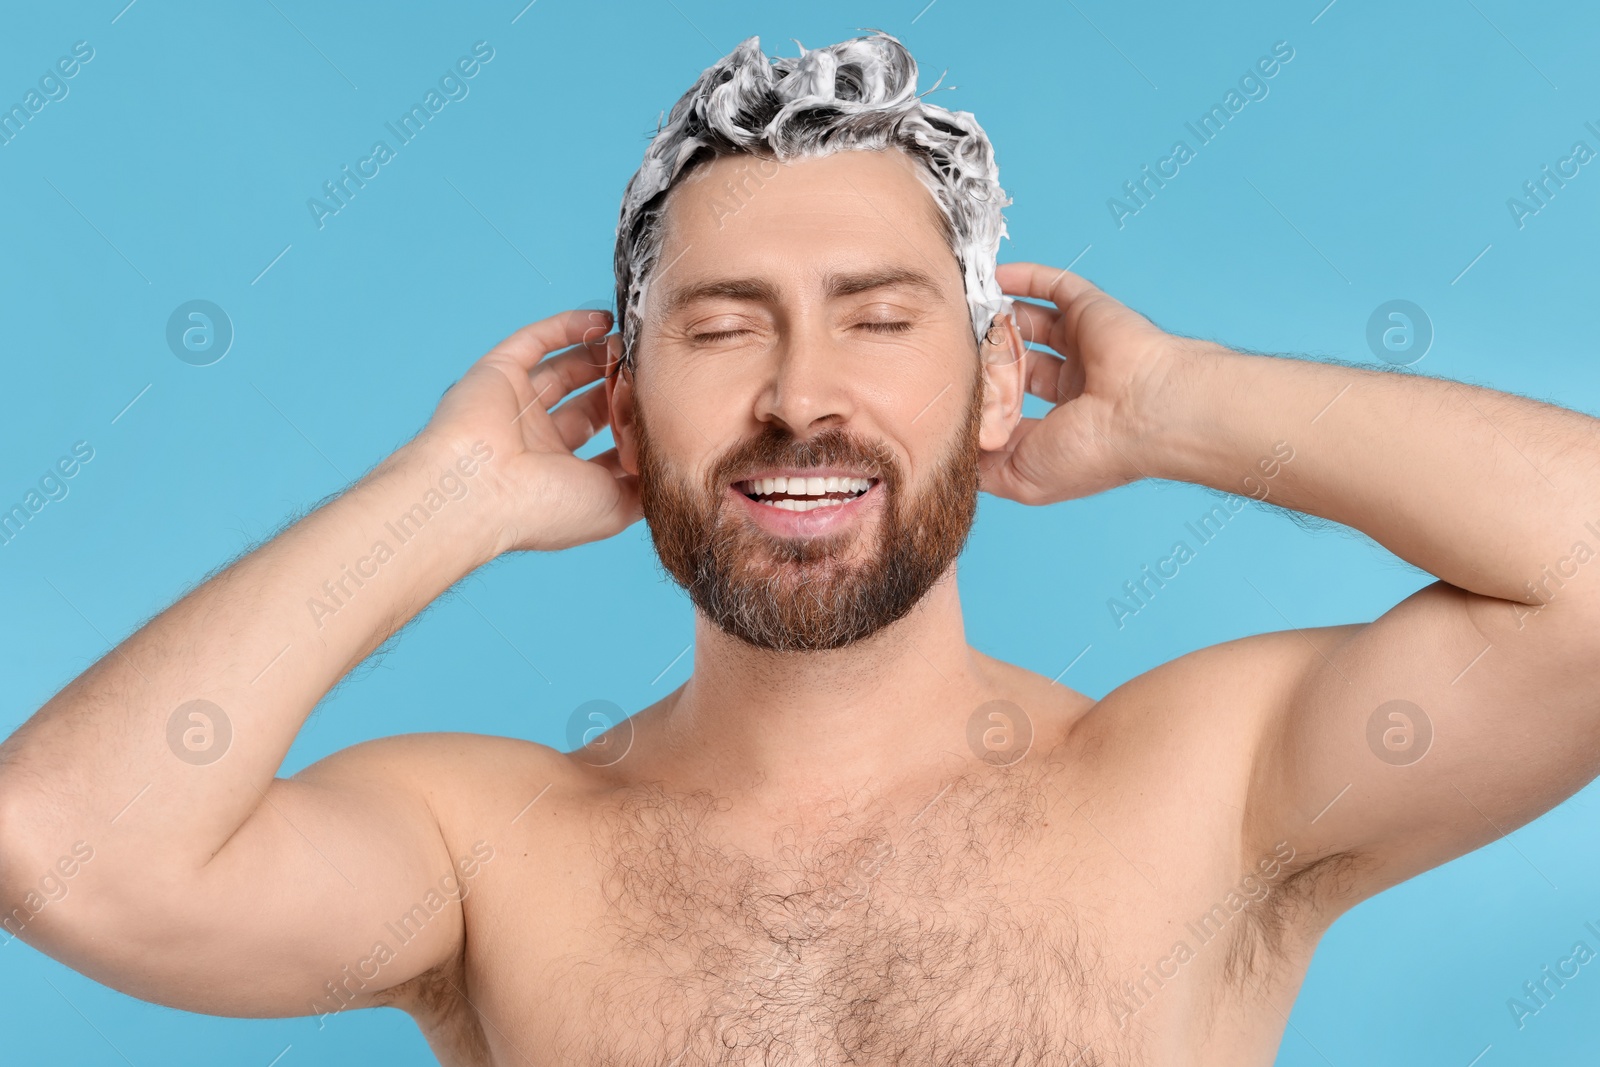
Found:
[588,449,644,531]
[978,449,1028,503]
[609,472,643,530]
[978,417,1041,500]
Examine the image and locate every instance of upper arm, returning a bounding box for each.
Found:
[18,733,475,1018]
[1245,579,1600,915]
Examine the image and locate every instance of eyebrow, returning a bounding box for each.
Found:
[657,265,947,319]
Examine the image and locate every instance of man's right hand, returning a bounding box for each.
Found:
[415,307,641,554]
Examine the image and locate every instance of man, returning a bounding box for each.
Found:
[3,30,1598,1067]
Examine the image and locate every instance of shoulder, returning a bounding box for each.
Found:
[982,626,1358,768]
[287,730,595,1026]
[1084,623,1364,741]
[291,730,592,852]
[293,729,578,787]
[1072,623,1368,867]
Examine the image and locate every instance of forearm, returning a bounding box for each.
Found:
[0,437,501,878]
[1133,342,1600,612]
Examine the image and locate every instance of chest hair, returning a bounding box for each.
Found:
[565,761,1149,1067]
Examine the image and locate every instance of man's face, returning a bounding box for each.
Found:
[610,148,1021,652]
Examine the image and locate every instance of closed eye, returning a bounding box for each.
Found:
[689,321,914,344]
[689,329,747,343]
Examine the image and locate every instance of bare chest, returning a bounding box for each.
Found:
[558,771,1131,1066]
[439,764,1305,1066]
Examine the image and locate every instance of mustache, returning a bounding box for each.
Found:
[706,425,901,495]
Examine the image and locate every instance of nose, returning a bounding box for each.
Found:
[751,317,855,435]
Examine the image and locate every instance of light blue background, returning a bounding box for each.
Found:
[2,1,1597,1063]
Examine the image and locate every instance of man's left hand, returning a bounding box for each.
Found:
[979,261,1190,505]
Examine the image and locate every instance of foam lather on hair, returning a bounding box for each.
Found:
[612,30,1013,368]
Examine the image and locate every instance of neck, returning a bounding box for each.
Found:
[649,568,996,808]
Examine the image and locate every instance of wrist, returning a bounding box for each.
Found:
[359,436,508,570]
[1119,337,1236,484]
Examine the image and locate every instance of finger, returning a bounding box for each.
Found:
[586,448,644,531]
[484,308,614,372]
[1010,300,1067,353]
[977,417,1040,500]
[995,261,1100,310]
[1011,301,1082,384]
[977,452,1016,501]
[586,446,632,480]
[523,332,615,415]
[608,474,644,533]
[1021,347,1069,404]
[987,415,1038,458]
[548,381,612,453]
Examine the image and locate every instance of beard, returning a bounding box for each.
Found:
[633,370,985,653]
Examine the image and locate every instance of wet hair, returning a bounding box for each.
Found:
[611,30,1013,371]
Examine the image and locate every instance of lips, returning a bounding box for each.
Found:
[729,476,882,534]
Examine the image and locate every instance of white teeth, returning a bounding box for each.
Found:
[757,490,872,512]
[743,476,874,498]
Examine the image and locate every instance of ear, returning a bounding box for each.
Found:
[977,313,1026,453]
[605,334,640,476]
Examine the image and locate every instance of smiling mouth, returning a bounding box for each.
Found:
[735,475,877,513]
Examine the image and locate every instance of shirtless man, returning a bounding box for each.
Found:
[3,30,1598,1067]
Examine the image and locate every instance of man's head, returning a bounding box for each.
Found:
[604,32,1025,653]
[611,31,1013,372]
